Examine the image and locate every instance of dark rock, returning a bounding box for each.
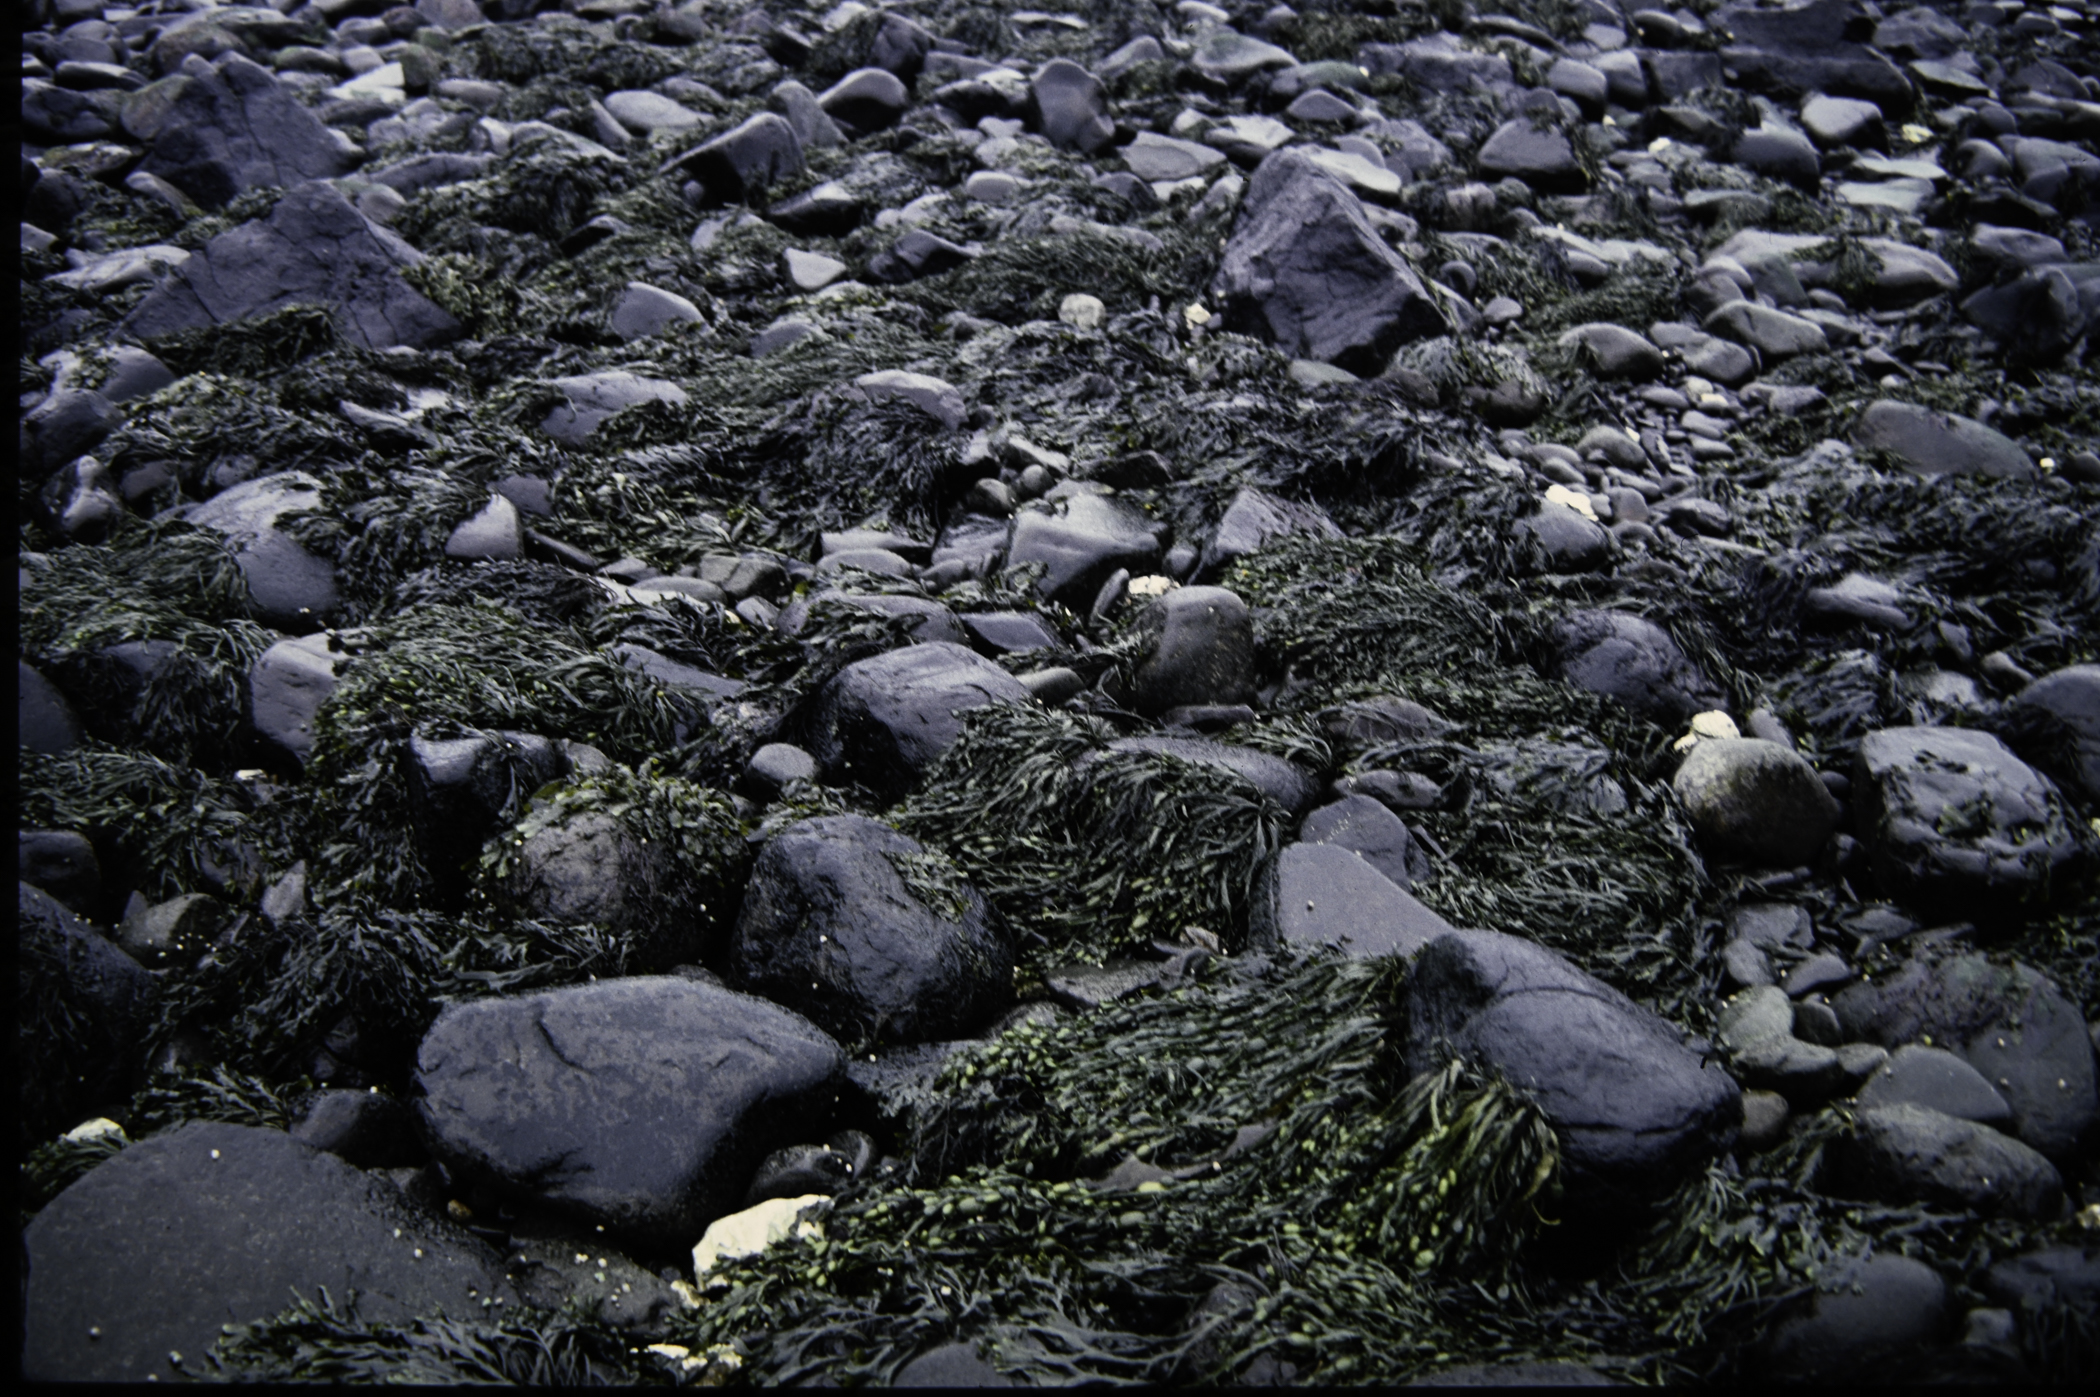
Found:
[1673,738,1841,866]
[730,815,1011,1047]
[1517,501,1613,573]
[18,882,158,1146]
[777,592,967,649]
[668,112,804,202]
[539,372,688,445]
[1558,323,1666,379]
[1716,0,1914,115]
[817,68,909,136]
[1300,794,1426,888]
[766,179,862,236]
[1210,148,1445,374]
[1196,486,1341,582]
[290,1087,425,1168]
[1475,119,1587,194]
[1100,736,1321,817]
[1317,695,1453,747]
[741,742,818,801]
[960,611,1059,656]
[20,659,85,756]
[138,54,359,208]
[1760,1253,1950,1382]
[19,830,100,915]
[1403,928,1741,1214]
[1722,986,1848,1103]
[1852,400,2037,479]
[22,1121,516,1382]
[246,633,347,768]
[1028,59,1112,153]
[1553,610,1725,724]
[742,1141,856,1206]
[895,1341,1014,1387]
[180,472,340,632]
[769,79,845,150]
[20,385,119,477]
[1249,842,1454,959]
[126,180,459,352]
[867,228,977,283]
[1980,1245,2100,1313]
[409,728,568,906]
[806,642,1032,801]
[1004,492,1161,608]
[2004,665,2100,804]
[1733,125,1822,186]
[1852,726,2083,913]
[415,976,844,1246]
[1962,268,2091,365]
[853,368,967,428]
[1856,1044,2014,1128]
[1837,1104,2063,1219]
[115,891,227,970]
[1128,585,1255,717]
[39,456,124,543]
[1831,953,2097,1159]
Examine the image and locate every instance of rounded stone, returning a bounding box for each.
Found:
[1672,737,1841,866]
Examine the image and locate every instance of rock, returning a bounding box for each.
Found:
[1299,794,1426,888]
[1360,37,1513,96]
[20,385,119,477]
[1804,572,1910,629]
[1980,1245,2100,1314]
[817,67,909,135]
[1475,119,1587,194]
[1716,0,1914,115]
[1099,736,1321,817]
[1189,28,1298,84]
[1005,492,1162,608]
[415,976,844,1245]
[743,1141,856,1206]
[1127,585,1255,717]
[410,728,569,904]
[1518,501,1613,573]
[444,493,523,562]
[692,1194,832,1277]
[19,830,101,915]
[610,281,704,340]
[540,372,688,446]
[1405,929,1739,1213]
[181,472,340,631]
[1558,323,1665,379]
[125,180,459,352]
[1028,59,1111,153]
[116,891,226,970]
[22,1121,516,1382]
[1720,985,1847,1103]
[1210,148,1445,374]
[1711,230,1957,308]
[895,1341,1015,1387]
[2004,665,2100,804]
[1547,58,1610,118]
[1703,301,1828,360]
[138,54,359,207]
[1760,1253,1950,1383]
[1723,938,1775,989]
[1802,94,1886,149]
[1856,1044,2014,1128]
[1837,1104,2063,1219]
[1249,841,1454,959]
[669,112,803,202]
[1831,952,2098,1160]
[1553,610,1725,724]
[1740,1090,1791,1150]
[1854,400,2035,480]
[1196,485,1342,580]
[741,742,819,800]
[603,89,701,135]
[852,369,966,431]
[1672,737,1841,866]
[18,882,159,1146]
[1732,125,1822,186]
[1852,726,2082,913]
[770,79,844,150]
[1121,130,1226,182]
[19,659,85,754]
[289,1087,424,1168]
[805,643,1032,802]
[729,815,1011,1047]
[1960,268,2090,365]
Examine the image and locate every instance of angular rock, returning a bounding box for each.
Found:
[1703,301,1828,359]
[1476,119,1587,194]
[853,369,965,430]
[1852,400,2037,478]
[444,493,523,562]
[1299,793,1425,889]
[20,385,119,478]
[610,281,704,341]
[138,54,359,207]
[1249,841,1452,959]
[1852,726,2082,912]
[125,180,459,352]
[19,659,85,755]
[1732,125,1822,186]
[2004,665,2100,804]
[1553,610,1725,724]
[1127,585,1254,717]
[817,67,909,135]
[181,471,340,631]
[18,882,158,1146]
[1004,492,1162,609]
[415,977,844,1245]
[1028,59,1111,153]
[1210,148,1444,374]
[1403,928,1741,1214]
[1838,1104,2063,1219]
[540,372,688,446]
[1672,737,1841,866]
[1121,130,1226,183]
[806,643,1031,801]
[1717,0,1914,114]
[1099,736,1321,817]
[1196,485,1342,580]
[22,1121,515,1382]
[669,112,803,202]
[730,815,1011,1047]
[1559,323,1665,379]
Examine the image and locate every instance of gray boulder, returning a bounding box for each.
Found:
[19,659,84,755]
[1856,1044,2014,1127]
[138,54,359,207]
[1128,586,1256,717]
[1553,610,1725,724]
[540,372,689,446]
[1672,737,1840,866]
[1403,928,1741,1214]
[1028,59,1112,153]
[1852,726,2083,912]
[1196,486,1342,581]
[125,180,459,352]
[415,976,844,1245]
[806,643,1032,801]
[1852,400,2037,479]
[20,385,119,478]
[1299,794,1426,888]
[409,728,569,906]
[816,68,910,135]
[1716,0,1914,114]
[1839,1104,2063,1219]
[1475,119,1587,194]
[22,1121,516,1382]
[1760,1253,1949,1382]
[2004,664,2100,804]
[1517,501,1613,573]
[668,112,804,202]
[1004,491,1162,609]
[1703,301,1829,360]
[19,830,101,916]
[1249,842,1454,960]
[1832,952,2098,1160]
[1558,323,1666,380]
[18,882,159,1146]
[181,472,340,632]
[1210,148,1445,374]
[730,815,1012,1047]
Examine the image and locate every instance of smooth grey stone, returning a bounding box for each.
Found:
[19,830,100,915]
[1857,1044,2014,1127]
[611,281,704,340]
[1005,492,1161,610]
[959,611,1057,656]
[1852,400,2037,479]
[1099,736,1321,817]
[1840,1104,2064,1219]
[1732,124,1821,186]
[816,67,909,135]
[1674,738,1840,866]
[1703,300,1828,359]
[742,742,817,801]
[1121,130,1226,182]
[1783,952,1854,998]
[2004,665,2100,803]
[1759,1253,1949,1383]
[444,493,523,562]
[246,633,346,767]
[667,111,803,202]
[1196,485,1341,582]
[1028,58,1112,153]
[895,1341,1014,1387]
[290,1088,423,1168]
[1723,938,1775,989]
[19,659,83,756]
[1475,119,1586,194]
[1299,793,1425,889]
[1128,585,1254,717]
[1559,322,1666,379]
[1802,93,1886,148]
[18,882,158,1143]
[540,372,688,445]
[603,89,701,134]
[1740,1089,1791,1151]
[807,643,1031,801]
[1553,610,1724,724]
[1518,501,1613,573]
[852,369,965,431]
[768,78,844,150]
[182,472,339,631]
[1249,841,1452,959]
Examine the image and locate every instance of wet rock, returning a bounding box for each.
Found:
[1837,1104,2063,1219]
[540,372,688,446]
[1518,500,1613,573]
[1100,736,1321,817]
[125,180,459,352]
[1128,585,1255,718]
[20,384,119,478]
[1802,94,1886,149]
[1553,610,1725,724]
[742,742,818,801]
[669,112,803,202]
[1760,1253,1949,1382]
[2003,665,2100,804]
[1732,125,1822,186]
[19,830,101,915]
[1404,928,1741,1214]
[1475,119,1586,194]
[1721,985,1848,1103]
[743,1141,855,1207]
[1005,491,1162,608]
[1961,267,2091,365]
[181,472,340,632]
[729,815,1011,1047]
[1856,1044,2014,1128]
[1559,323,1665,380]
[1196,485,1342,580]
[852,369,965,430]
[1250,841,1453,959]
[896,1341,1015,1387]
[1717,0,1913,114]
[415,976,843,1245]
[817,67,909,136]
[1299,794,1426,889]
[1703,301,1828,360]
[22,1121,516,1382]
[1852,726,2083,913]
[444,493,523,562]
[139,54,359,207]
[1028,59,1111,153]
[1121,130,1227,183]
[1210,148,1444,374]
[1853,400,2038,479]
[18,882,158,1146]
[611,281,704,341]
[1672,737,1841,866]
[806,643,1032,801]
[116,891,227,970]
[290,1087,424,1169]
[19,659,85,755]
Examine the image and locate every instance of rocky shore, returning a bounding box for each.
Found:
[16,0,2100,1384]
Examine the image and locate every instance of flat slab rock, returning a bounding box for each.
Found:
[23,1121,516,1382]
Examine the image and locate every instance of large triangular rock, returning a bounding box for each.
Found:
[137,53,361,207]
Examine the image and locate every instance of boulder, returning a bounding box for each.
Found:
[1831,953,2098,1160]
[1760,1253,1949,1382]
[1716,0,1914,114]
[806,643,1032,801]
[729,815,1011,1047]
[181,472,340,632]
[1100,735,1321,817]
[668,112,803,202]
[610,281,704,341]
[1852,726,2083,912]
[1249,842,1454,959]
[1703,301,1829,359]
[539,372,688,446]
[1475,119,1587,194]
[443,493,523,562]
[1210,148,1445,374]
[124,180,459,352]
[22,1121,516,1382]
[1517,501,1613,573]
[1802,93,1886,148]
[1299,794,1426,888]
[1558,323,1666,380]
[138,54,359,207]
[852,369,966,430]
[816,67,909,135]
[1121,130,1226,183]
[1732,125,1822,186]
[1553,610,1725,724]
[1856,1044,2014,1127]
[18,882,159,1146]
[1403,929,1741,1214]
[1127,586,1256,717]
[1672,737,1841,866]
[409,728,569,906]
[1837,1104,2063,1219]
[19,830,101,916]
[1004,492,1161,608]
[20,659,84,754]
[289,1087,424,1168]
[415,976,844,1245]
[1196,486,1342,581]
[1852,400,2037,478]
[1028,59,1112,153]
[20,385,119,478]
[2004,665,2100,804]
